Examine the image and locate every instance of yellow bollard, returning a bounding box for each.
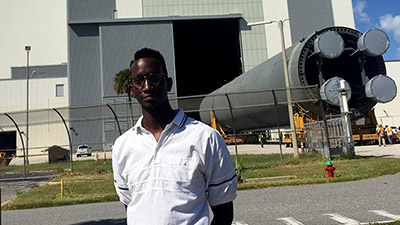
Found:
[61,179,64,197]
[95,152,99,164]
[103,151,107,164]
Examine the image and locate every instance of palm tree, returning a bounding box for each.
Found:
[113,68,134,126]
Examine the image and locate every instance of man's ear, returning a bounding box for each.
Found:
[167,77,173,92]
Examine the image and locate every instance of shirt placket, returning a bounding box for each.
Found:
[153,123,176,164]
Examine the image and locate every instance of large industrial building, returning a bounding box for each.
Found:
[0,0,398,155]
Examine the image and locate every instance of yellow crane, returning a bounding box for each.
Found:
[210,110,244,144]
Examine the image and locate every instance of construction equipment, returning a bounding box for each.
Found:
[282,104,316,147]
[352,109,399,145]
[210,110,244,144]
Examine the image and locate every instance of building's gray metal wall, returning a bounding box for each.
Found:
[11,64,67,79]
[99,21,176,143]
[68,19,177,148]
[287,0,334,43]
[68,24,102,106]
[100,22,176,98]
[142,0,265,72]
[67,0,115,21]
[68,23,103,149]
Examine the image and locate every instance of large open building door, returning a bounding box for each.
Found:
[173,18,242,97]
[0,131,17,157]
[173,18,242,119]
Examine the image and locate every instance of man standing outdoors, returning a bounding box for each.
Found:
[258,133,264,148]
[377,125,386,147]
[112,48,237,225]
[385,125,393,145]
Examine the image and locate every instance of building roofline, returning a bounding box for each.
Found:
[68,13,243,25]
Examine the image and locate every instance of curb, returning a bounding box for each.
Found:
[244,175,297,182]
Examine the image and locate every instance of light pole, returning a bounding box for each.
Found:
[248,19,299,158]
[25,46,31,164]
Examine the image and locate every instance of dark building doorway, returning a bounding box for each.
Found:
[173,18,242,120]
[173,18,242,97]
[0,131,17,157]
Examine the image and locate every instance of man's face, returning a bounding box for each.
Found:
[130,57,172,111]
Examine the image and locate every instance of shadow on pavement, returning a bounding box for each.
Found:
[72,219,126,225]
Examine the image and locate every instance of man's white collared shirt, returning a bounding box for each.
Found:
[113,109,237,225]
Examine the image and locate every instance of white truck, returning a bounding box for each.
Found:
[76,144,92,157]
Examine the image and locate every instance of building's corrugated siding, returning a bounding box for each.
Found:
[99,21,176,143]
[68,0,115,21]
[68,23,103,150]
[68,24,102,106]
[11,64,67,80]
[142,0,266,72]
[100,22,176,98]
[287,0,334,43]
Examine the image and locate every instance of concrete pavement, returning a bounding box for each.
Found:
[8,151,114,166]
[226,142,400,158]
[7,143,400,166]
[352,144,400,158]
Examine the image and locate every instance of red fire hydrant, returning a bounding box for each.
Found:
[324,160,335,178]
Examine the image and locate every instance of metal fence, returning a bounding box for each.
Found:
[0,85,350,177]
[304,116,351,158]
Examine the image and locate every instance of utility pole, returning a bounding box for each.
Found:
[248,19,299,157]
[25,46,31,165]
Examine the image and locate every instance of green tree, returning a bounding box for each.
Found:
[113,68,131,96]
[113,68,134,126]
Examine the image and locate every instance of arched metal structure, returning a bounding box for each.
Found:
[4,113,26,180]
[106,104,122,135]
[53,108,73,172]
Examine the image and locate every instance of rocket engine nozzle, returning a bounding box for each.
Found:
[199,27,392,131]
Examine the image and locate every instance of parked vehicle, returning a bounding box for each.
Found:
[391,126,399,133]
[76,144,92,157]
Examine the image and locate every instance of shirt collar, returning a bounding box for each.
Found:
[132,109,187,133]
[171,109,187,128]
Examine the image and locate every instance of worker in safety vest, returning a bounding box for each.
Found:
[258,133,264,148]
[377,125,386,147]
[385,125,393,145]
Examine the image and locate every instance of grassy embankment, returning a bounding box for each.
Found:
[1,151,400,210]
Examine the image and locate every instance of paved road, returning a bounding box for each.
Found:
[2,173,400,225]
[233,173,400,224]
[2,201,127,225]
[0,177,51,203]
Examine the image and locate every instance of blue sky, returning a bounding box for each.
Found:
[352,0,400,60]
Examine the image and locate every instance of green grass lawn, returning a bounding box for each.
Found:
[236,153,400,189]
[2,152,400,210]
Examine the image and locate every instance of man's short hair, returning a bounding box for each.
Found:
[130,48,168,75]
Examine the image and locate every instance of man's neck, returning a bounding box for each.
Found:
[141,105,177,138]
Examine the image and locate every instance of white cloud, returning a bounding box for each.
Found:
[380,13,400,43]
[353,0,370,23]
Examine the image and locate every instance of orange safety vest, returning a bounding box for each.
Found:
[379,127,385,134]
[387,127,392,135]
